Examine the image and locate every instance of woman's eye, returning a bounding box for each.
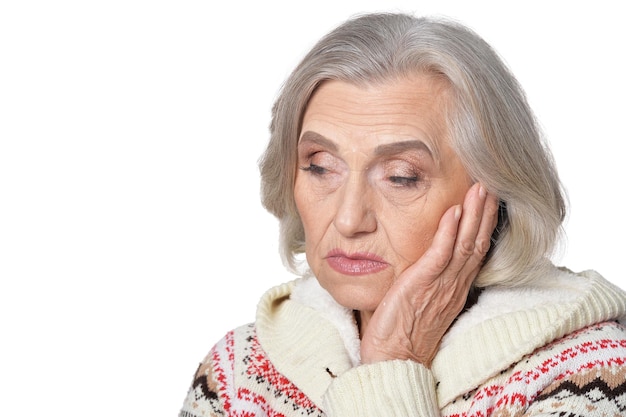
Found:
[388,175,420,187]
[378,159,424,189]
[300,163,328,176]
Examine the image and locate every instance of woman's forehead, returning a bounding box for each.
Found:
[299,76,454,158]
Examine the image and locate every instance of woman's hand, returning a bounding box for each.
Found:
[360,183,500,367]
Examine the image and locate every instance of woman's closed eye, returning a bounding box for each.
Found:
[298,150,340,177]
[388,174,420,187]
[300,163,328,176]
[297,151,345,192]
[376,163,429,204]
[381,159,425,189]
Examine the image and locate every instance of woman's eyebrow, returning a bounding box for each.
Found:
[298,131,338,151]
[374,140,437,161]
[299,131,438,162]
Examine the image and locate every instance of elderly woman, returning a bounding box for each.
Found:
[179,13,626,417]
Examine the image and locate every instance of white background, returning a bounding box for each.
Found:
[1,1,624,415]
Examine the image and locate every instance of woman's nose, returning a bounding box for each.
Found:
[333,175,377,237]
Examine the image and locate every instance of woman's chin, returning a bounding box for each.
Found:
[321,281,387,313]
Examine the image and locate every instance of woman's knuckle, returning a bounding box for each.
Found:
[456,239,475,257]
[475,237,491,256]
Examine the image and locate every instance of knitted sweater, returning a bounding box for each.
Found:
[179,268,626,416]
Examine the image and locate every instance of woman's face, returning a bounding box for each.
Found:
[294,74,473,314]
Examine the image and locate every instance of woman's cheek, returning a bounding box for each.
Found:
[376,200,439,265]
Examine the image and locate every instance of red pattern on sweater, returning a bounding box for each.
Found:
[210,327,321,417]
[212,331,235,414]
[245,329,319,412]
[445,322,626,417]
[195,322,625,417]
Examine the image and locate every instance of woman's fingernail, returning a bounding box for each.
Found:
[479,184,487,199]
[455,205,462,220]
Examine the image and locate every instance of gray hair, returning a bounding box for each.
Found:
[259,13,566,287]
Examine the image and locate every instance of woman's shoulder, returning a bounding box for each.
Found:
[434,268,626,404]
[192,323,258,385]
[438,320,626,416]
[181,319,325,417]
[190,277,308,382]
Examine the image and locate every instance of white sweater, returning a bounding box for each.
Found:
[180,267,626,416]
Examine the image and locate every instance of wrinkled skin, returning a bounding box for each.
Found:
[294,75,499,367]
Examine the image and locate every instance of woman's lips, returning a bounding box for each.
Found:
[325,249,389,276]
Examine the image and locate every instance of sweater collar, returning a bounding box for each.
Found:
[255,279,355,410]
[433,268,626,405]
[255,268,626,408]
